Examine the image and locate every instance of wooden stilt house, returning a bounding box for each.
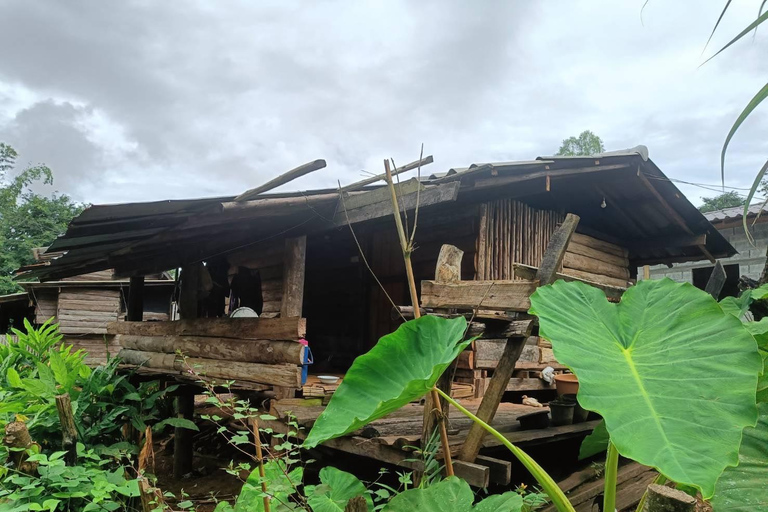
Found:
[16,146,735,483]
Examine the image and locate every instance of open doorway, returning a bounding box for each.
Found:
[692,263,740,298]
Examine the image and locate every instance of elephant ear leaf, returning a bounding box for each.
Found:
[304,316,471,448]
[578,419,609,460]
[306,467,372,512]
[383,477,522,512]
[529,278,761,498]
[711,403,768,511]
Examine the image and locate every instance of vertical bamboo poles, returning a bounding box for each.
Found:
[383,158,454,477]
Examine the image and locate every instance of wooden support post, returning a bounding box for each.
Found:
[422,245,463,459]
[55,394,78,466]
[280,236,307,318]
[458,214,579,463]
[704,260,726,300]
[127,275,145,322]
[179,264,201,319]
[642,484,696,512]
[173,392,195,479]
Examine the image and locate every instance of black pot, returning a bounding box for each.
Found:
[518,410,550,430]
[549,401,575,426]
[561,394,589,423]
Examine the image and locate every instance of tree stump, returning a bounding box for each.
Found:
[344,496,368,512]
[643,484,697,512]
[55,394,78,466]
[4,421,38,474]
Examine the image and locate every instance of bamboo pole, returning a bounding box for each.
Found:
[251,418,271,512]
[384,160,420,316]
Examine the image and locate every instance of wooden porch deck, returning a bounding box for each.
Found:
[263,398,599,486]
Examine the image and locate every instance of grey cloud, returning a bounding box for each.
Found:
[0,1,766,206]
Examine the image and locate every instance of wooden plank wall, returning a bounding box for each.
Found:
[228,245,285,318]
[476,199,564,280]
[33,289,58,324]
[57,288,122,335]
[561,233,631,288]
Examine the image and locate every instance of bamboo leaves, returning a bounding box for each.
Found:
[529,278,761,498]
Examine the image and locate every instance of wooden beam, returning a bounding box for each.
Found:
[107,316,307,340]
[234,159,326,201]
[452,460,489,488]
[334,182,460,227]
[459,214,580,463]
[473,163,630,190]
[636,169,716,263]
[127,275,144,322]
[340,155,434,193]
[625,234,707,253]
[704,260,726,300]
[280,236,307,318]
[538,213,580,286]
[420,280,537,311]
[339,178,423,211]
[475,455,512,485]
[115,334,305,365]
[512,263,625,300]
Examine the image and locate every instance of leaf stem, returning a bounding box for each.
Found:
[434,387,576,512]
[603,441,619,512]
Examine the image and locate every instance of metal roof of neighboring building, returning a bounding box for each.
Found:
[16,146,736,281]
[704,203,768,222]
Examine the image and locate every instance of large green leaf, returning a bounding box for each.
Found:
[306,467,372,512]
[529,279,761,498]
[578,420,609,460]
[304,316,471,448]
[711,403,768,511]
[383,477,522,512]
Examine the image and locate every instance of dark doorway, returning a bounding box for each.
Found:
[692,263,740,298]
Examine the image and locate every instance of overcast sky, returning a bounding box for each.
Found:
[0,1,766,206]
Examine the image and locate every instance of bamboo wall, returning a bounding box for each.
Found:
[476,199,565,280]
[475,199,632,288]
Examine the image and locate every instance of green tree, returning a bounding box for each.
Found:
[698,190,746,213]
[555,130,605,156]
[0,143,84,294]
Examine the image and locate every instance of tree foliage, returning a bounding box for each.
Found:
[698,190,746,213]
[555,130,605,156]
[0,143,84,294]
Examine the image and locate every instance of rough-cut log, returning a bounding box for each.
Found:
[559,267,631,289]
[235,159,327,201]
[281,236,307,318]
[566,241,629,268]
[4,421,37,472]
[643,483,696,512]
[115,335,305,365]
[570,232,628,258]
[420,280,537,311]
[435,245,464,284]
[55,394,78,465]
[118,349,302,387]
[107,317,306,340]
[339,155,434,193]
[538,214,580,286]
[563,252,630,280]
[512,263,625,299]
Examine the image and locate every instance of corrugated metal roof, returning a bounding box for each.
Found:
[16,147,736,280]
[704,203,768,222]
